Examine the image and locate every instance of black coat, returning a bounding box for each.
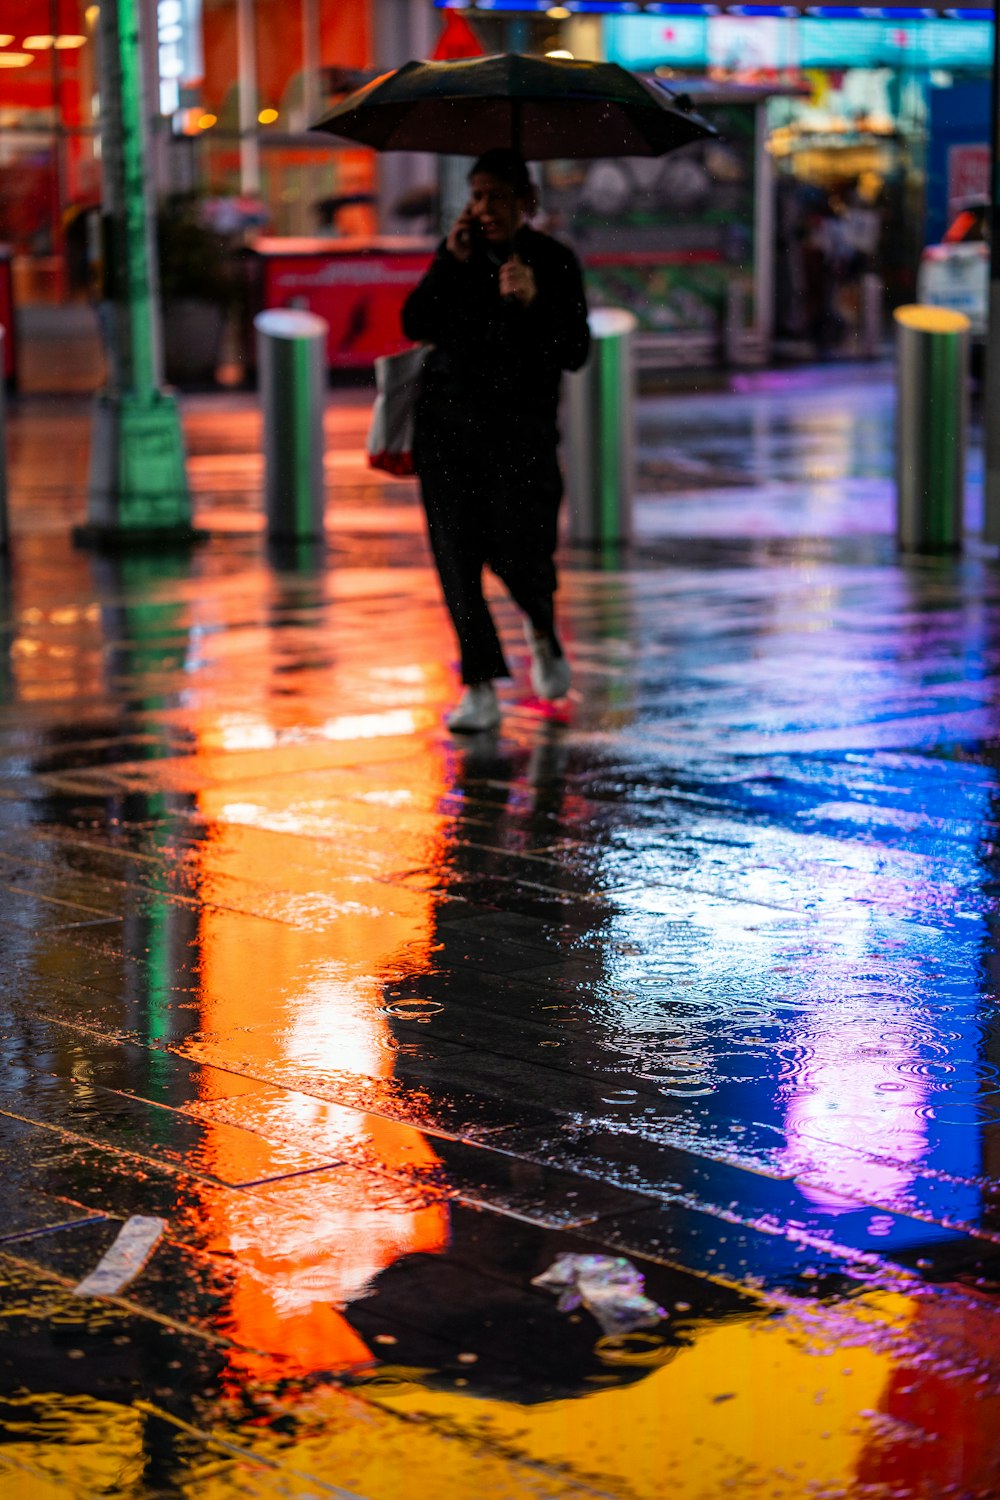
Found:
[401,225,590,439]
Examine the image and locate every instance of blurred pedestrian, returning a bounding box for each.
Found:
[804,191,851,358]
[402,149,590,733]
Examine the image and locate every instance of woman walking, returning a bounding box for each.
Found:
[402,149,590,732]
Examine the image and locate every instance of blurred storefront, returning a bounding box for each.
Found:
[0,0,99,305]
[605,10,992,350]
[0,0,380,311]
[2,0,995,371]
[451,2,994,361]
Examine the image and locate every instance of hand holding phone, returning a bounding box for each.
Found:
[447,206,476,263]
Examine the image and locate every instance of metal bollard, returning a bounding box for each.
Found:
[564,308,637,546]
[894,304,969,553]
[254,308,329,541]
[0,326,7,551]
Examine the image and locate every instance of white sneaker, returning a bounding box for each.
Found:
[446,682,500,733]
[524,623,571,700]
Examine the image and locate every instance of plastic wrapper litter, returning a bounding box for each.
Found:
[531,1253,667,1338]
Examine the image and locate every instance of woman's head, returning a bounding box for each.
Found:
[467,149,538,247]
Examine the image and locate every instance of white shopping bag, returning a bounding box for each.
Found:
[367,345,428,476]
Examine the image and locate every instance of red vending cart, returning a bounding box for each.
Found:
[245,236,435,373]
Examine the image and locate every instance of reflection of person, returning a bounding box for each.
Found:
[401,149,591,734]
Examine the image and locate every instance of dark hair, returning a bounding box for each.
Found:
[469,149,538,215]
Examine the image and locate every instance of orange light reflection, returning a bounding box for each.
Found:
[187,672,452,1385]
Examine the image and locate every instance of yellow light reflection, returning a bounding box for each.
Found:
[0,1397,144,1497]
[362,1308,895,1497]
[166,1287,1000,1498]
[6,1286,1000,1494]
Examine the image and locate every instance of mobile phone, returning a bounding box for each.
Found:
[456,210,477,249]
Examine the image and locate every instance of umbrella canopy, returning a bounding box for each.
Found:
[310,53,715,160]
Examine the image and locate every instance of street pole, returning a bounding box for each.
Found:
[237,0,260,196]
[373,0,435,230]
[78,0,197,547]
[302,0,321,130]
[983,9,1000,546]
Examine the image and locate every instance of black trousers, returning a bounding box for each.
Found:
[416,410,564,686]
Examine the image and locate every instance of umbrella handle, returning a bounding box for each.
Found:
[512,99,521,162]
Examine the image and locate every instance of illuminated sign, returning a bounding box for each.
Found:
[156,0,203,118]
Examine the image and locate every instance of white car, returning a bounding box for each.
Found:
[916,201,988,339]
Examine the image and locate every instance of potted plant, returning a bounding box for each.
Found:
[157,193,238,387]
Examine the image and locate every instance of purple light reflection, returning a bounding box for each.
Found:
[779,1020,930,1215]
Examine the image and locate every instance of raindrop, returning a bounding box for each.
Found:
[358,1371,415,1392]
[897,1060,958,1079]
[595,1331,676,1368]
[381,999,444,1022]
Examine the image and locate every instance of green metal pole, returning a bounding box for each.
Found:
[77,0,200,548]
[117,0,157,401]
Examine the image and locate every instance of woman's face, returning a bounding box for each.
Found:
[467,172,526,247]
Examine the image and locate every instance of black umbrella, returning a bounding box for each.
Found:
[310,53,715,160]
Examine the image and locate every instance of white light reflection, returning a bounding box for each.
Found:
[320,708,429,740]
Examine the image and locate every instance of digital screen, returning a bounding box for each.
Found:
[605,14,710,64]
[605,12,993,66]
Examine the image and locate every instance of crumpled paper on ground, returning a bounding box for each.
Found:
[531,1253,667,1338]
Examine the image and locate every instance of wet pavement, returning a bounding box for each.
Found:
[3,364,1000,1497]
